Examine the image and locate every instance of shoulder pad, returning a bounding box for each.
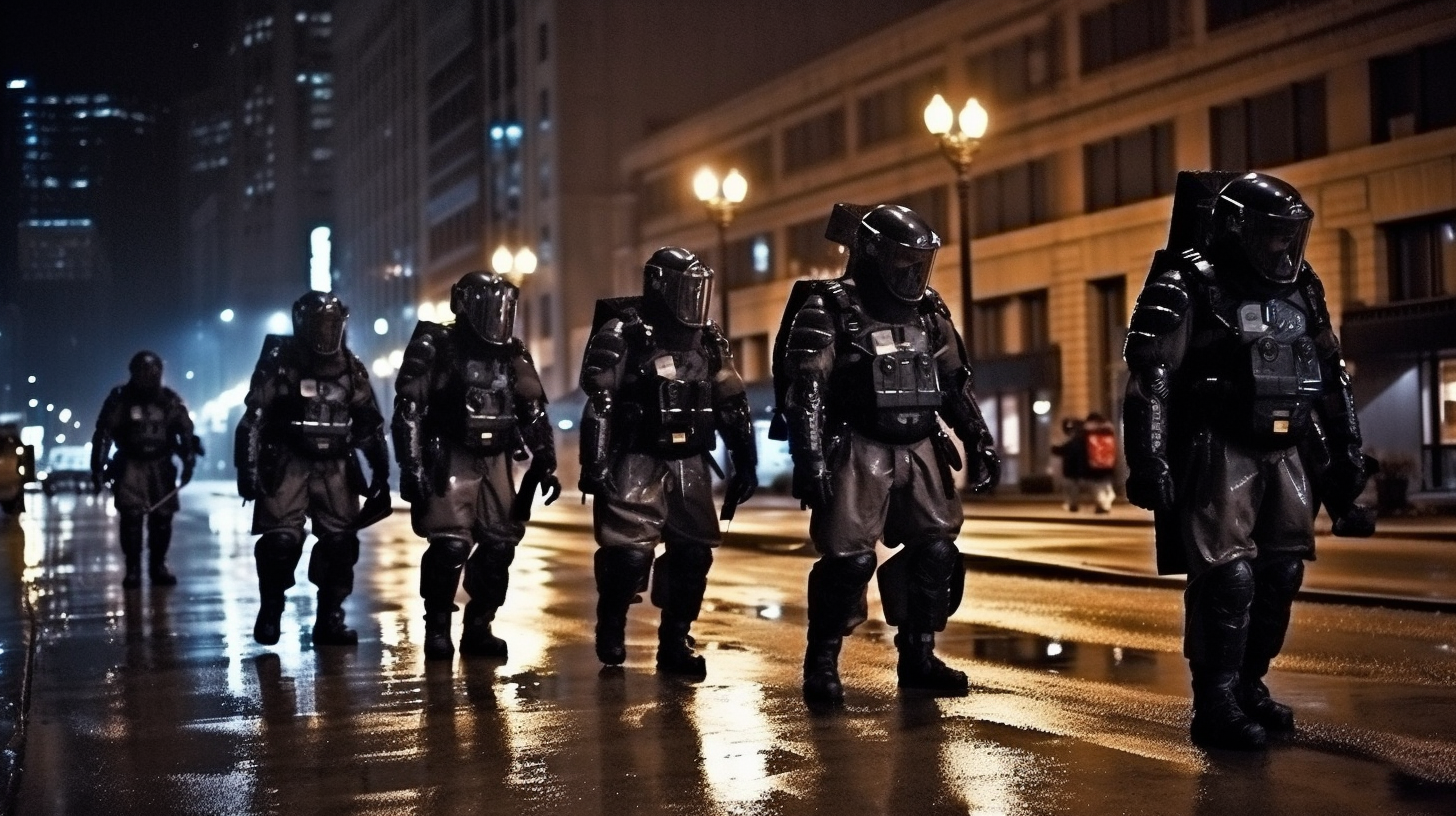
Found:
[582,321,628,375]
[920,287,953,320]
[1127,263,1192,339]
[787,295,835,352]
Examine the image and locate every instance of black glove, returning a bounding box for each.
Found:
[1126,457,1175,513]
[578,461,617,497]
[181,459,195,487]
[793,454,833,510]
[970,444,1000,494]
[528,456,562,505]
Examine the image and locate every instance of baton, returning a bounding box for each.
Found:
[145,484,183,514]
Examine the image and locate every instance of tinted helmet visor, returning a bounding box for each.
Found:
[661,268,713,327]
[461,283,518,343]
[1243,210,1311,284]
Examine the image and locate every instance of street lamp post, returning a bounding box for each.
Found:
[923,93,988,357]
[692,167,747,339]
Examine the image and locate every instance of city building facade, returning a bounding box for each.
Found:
[617,0,1456,493]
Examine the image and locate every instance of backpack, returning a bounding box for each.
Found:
[1085,427,1117,472]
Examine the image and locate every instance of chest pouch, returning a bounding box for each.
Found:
[1231,300,1323,440]
[290,377,353,457]
[871,347,942,411]
[461,359,516,454]
[646,377,715,456]
[123,403,170,458]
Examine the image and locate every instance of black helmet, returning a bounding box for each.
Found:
[292,290,349,355]
[451,270,518,344]
[643,247,714,328]
[128,350,163,394]
[849,204,941,303]
[1212,173,1313,285]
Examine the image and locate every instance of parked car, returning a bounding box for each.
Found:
[0,424,37,515]
[40,445,96,497]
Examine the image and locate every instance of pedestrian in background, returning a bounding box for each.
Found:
[1082,412,1118,513]
[1051,417,1087,512]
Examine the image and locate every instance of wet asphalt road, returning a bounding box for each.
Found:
[8,487,1456,815]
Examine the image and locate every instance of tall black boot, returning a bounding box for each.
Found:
[254,596,286,646]
[653,547,713,677]
[594,547,652,666]
[1186,560,1266,750]
[897,540,967,693]
[254,531,304,645]
[422,610,455,661]
[1237,557,1304,732]
[146,512,177,586]
[895,632,968,694]
[309,533,360,646]
[119,512,145,589]
[420,536,471,661]
[803,553,876,704]
[460,600,508,658]
[460,539,514,658]
[313,589,358,646]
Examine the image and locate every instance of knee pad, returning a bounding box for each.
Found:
[1189,558,1256,617]
[650,547,715,614]
[255,530,303,563]
[424,535,471,569]
[1254,557,1304,603]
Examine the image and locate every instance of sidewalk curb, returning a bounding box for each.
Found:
[530,519,1456,614]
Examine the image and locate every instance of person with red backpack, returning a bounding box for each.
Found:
[1082,412,1118,513]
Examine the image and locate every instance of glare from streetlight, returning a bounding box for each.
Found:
[58,408,71,423]
[371,358,392,377]
[491,245,515,275]
[374,318,389,335]
[722,169,748,204]
[27,375,36,384]
[418,302,436,322]
[514,247,537,275]
[924,94,953,135]
[388,349,404,369]
[693,167,719,202]
[959,99,988,138]
[220,308,235,323]
[267,311,290,335]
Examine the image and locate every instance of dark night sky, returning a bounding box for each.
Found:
[2,1,227,102]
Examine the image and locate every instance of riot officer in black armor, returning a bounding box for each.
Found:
[92,351,204,588]
[775,204,998,705]
[1123,172,1375,750]
[394,271,561,662]
[579,247,757,677]
[237,291,391,646]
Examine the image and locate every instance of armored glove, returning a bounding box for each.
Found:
[793,453,833,511]
[1125,457,1175,513]
[969,443,1001,494]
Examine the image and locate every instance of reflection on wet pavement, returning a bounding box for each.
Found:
[6,487,1456,815]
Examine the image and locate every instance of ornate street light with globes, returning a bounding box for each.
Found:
[923,93,988,357]
[692,166,747,339]
[490,243,538,287]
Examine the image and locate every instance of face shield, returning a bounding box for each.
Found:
[875,243,937,302]
[458,282,518,344]
[1240,208,1311,285]
[300,311,344,355]
[129,354,163,394]
[658,266,714,327]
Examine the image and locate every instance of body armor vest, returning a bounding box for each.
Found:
[836,318,942,444]
[119,399,170,458]
[282,372,354,457]
[456,355,517,454]
[1187,272,1323,448]
[622,349,717,458]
